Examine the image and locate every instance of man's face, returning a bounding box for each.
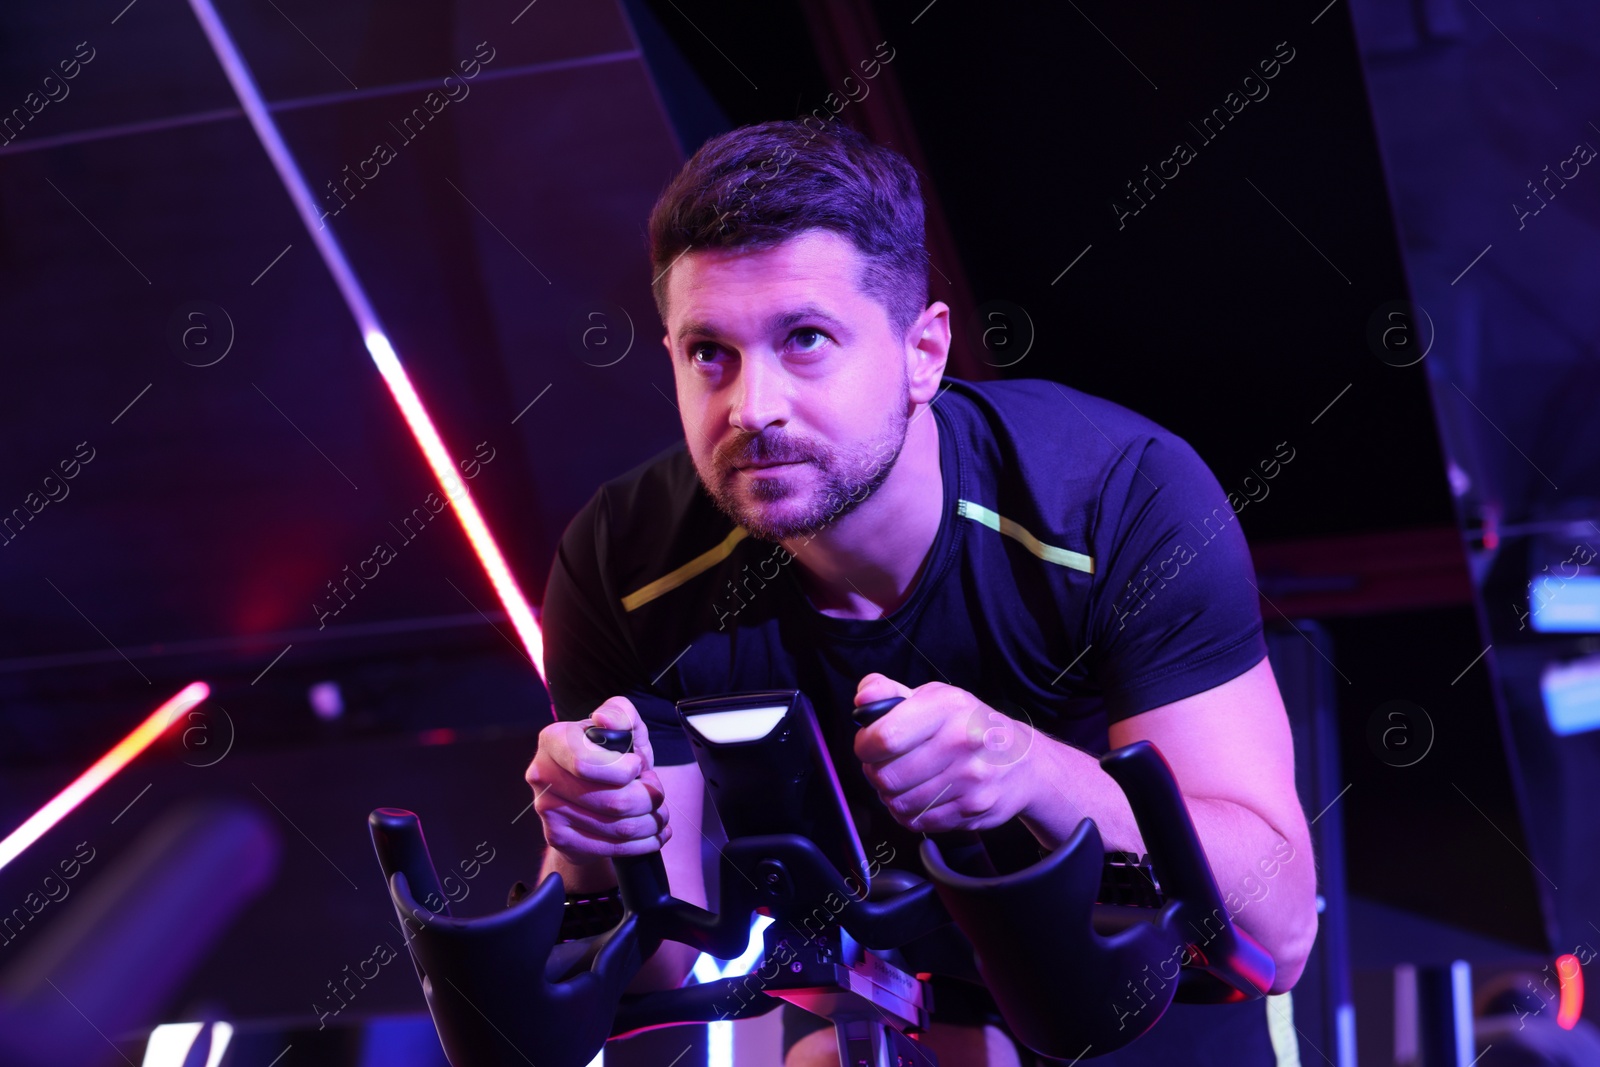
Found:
[662,229,913,542]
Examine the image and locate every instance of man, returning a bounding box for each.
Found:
[527,118,1318,1066]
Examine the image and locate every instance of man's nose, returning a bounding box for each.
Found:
[730,354,789,433]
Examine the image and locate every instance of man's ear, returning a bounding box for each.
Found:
[906,301,951,405]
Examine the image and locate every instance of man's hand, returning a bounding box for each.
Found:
[526,697,671,864]
[851,673,1037,834]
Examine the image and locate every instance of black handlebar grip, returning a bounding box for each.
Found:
[585,726,634,751]
[850,696,998,879]
[584,723,673,913]
[850,696,904,728]
[369,807,452,916]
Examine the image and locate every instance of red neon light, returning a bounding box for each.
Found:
[1558,953,1584,1029]
[0,682,209,872]
[363,333,546,682]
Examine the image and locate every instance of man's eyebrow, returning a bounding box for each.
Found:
[765,305,848,334]
[676,305,848,342]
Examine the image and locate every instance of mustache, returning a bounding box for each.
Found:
[718,431,817,470]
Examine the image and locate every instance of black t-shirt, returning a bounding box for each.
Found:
[541,376,1280,1060]
[544,375,1266,784]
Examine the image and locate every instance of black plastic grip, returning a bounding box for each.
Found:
[585,726,633,751]
[851,696,905,728]
[369,807,452,916]
[1099,741,1276,1000]
[583,723,673,918]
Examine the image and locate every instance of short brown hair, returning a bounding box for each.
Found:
[647,119,929,342]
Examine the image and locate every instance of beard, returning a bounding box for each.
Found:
[695,376,911,542]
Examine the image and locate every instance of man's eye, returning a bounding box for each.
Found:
[790,328,828,352]
[689,344,722,363]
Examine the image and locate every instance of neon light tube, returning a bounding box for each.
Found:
[140,1022,203,1067]
[692,916,776,1067]
[204,1022,233,1067]
[1540,655,1600,736]
[363,332,545,679]
[1558,953,1584,1029]
[0,682,208,873]
[184,0,545,680]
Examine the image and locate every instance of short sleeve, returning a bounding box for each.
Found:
[541,497,696,766]
[1086,434,1268,723]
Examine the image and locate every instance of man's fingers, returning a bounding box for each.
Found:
[534,737,641,787]
[854,693,944,762]
[540,773,659,819]
[855,672,914,705]
[546,828,671,858]
[530,748,658,816]
[572,744,644,784]
[886,788,975,833]
[637,768,667,810]
[589,697,656,771]
[560,714,644,783]
[629,716,655,769]
[875,772,1002,833]
[589,699,634,733]
[534,780,665,838]
[860,746,943,799]
[529,704,668,865]
[544,806,668,846]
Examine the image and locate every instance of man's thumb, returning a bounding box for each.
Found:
[591,699,631,728]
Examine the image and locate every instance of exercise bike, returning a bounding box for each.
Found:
[367,689,1275,1065]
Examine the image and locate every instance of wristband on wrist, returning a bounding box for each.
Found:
[1099,850,1163,908]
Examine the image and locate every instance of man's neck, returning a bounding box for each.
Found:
[782,407,944,621]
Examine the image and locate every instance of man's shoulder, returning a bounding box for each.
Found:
[588,437,697,513]
[558,438,734,595]
[566,437,711,539]
[944,377,1172,449]
[942,376,1196,499]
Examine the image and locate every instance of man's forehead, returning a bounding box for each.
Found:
[676,303,851,342]
[664,232,865,331]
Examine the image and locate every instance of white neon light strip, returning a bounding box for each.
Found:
[707,1020,732,1067]
[184,0,546,680]
[140,1022,203,1067]
[138,1020,232,1067]
[204,1022,233,1067]
[0,682,208,874]
[1541,655,1600,736]
[1451,961,1473,1067]
[692,916,776,1067]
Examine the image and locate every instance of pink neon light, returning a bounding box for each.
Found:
[1558,953,1584,1029]
[0,682,209,872]
[185,0,545,683]
[363,334,545,680]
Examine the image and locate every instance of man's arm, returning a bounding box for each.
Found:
[1015,655,1318,993]
[537,761,710,992]
[535,492,715,990]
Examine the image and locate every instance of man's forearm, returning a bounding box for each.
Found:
[1016,734,1318,992]
[1015,734,1143,855]
[1178,796,1318,992]
[536,847,695,993]
[538,844,619,893]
